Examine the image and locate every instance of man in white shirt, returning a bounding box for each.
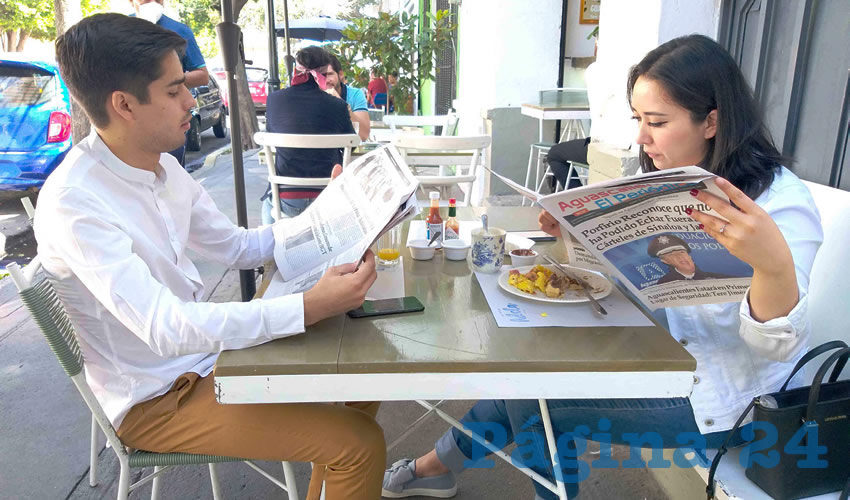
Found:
[38,14,384,499]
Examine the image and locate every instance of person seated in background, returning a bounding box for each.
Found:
[323,54,370,141]
[262,46,356,223]
[367,68,388,108]
[547,137,591,191]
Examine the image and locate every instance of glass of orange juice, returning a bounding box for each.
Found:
[376,225,401,267]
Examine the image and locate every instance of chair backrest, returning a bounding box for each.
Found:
[392,135,492,206]
[253,132,361,220]
[7,257,130,456]
[802,180,850,381]
[383,114,459,136]
[392,134,490,152]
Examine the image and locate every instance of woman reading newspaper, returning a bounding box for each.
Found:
[381,35,823,500]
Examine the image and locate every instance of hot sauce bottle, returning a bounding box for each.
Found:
[444,198,459,240]
[425,191,443,247]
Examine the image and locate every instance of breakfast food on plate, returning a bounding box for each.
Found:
[507,265,583,298]
[510,249,536,256]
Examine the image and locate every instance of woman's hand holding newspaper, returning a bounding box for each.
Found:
[539,210,562,238]
[687,177,798,322]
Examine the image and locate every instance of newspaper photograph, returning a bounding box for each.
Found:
[488,165,753,310]
[272,145,420,282]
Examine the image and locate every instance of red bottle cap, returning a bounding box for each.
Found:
[449,198,456,204]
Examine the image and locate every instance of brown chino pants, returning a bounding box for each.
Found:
[118,372,385,500]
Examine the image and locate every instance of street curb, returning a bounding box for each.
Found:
[204,144,232,168]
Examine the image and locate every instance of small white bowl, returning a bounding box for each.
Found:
[408,239,437,260]
[442,239,471,261]
[509,249,538,267]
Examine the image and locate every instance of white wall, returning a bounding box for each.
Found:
[590,0,721,149]
[455,0,561,133]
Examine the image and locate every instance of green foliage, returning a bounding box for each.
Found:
[329,9,454,114]
[0,0,54,41]
[178,0,220,38]
[0,0,109,47]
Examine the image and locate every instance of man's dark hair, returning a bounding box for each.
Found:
[390,71,398,78]
[55,13,186,128]
[295,46,331,71]
[328,53,342,73]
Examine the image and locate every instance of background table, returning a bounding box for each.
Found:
[521,89,592,144]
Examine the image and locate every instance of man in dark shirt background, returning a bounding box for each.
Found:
[130,0,209,166]
[262,46,355,223]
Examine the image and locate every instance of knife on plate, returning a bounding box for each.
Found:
[542,255,608,316]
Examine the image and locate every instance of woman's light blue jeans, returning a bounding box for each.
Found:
[260,197,314,225]
[434,398,747,499]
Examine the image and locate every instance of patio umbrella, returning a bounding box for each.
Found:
[275,16,351,42]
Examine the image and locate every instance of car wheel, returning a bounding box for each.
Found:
[186,118,202,151]
[213,108,227,138]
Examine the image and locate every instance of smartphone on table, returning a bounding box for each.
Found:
[347,296,425,319]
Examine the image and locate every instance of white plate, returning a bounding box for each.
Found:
[498,264,613,304]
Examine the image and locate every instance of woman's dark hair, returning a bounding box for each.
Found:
[296,46,331,71]
[626,34,785,199]
[55,13,186,128]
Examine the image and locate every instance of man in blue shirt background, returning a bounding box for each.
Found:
[323,54,370,141]
[131,0,209,165]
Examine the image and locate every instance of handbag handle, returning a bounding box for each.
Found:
[706,397,758,499]
[805,347,850,423]
[780,340,849,391]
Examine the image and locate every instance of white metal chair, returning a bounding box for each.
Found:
[6,258,299,500]
[382,113,459,137]
[392,134,491,207]
[254,131,360,221]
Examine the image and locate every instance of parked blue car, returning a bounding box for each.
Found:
[0,56,73,192]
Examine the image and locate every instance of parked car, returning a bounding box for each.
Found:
[0,56,73,192]
[186,76,228,151]
[245,67,268,112]
[210,66,269,114]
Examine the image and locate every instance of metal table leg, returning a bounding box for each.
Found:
[539,399,570,499]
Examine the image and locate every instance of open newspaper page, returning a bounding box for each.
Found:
[535,166,753,310]
[271,145,419,283]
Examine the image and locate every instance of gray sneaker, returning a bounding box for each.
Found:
[382,458,458,498]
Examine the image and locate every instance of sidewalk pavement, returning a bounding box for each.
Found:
[0,148,668,499]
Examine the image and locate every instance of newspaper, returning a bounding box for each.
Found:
[269,145,420,296]
[487,165,753,310]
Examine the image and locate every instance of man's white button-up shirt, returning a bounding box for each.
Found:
[35,132,305,429]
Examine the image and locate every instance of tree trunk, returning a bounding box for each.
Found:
[15,31,29,52]
[6,30,17,52]
[54,0,90,146]
[231,0,259,151]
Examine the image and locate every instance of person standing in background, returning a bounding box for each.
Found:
[129,0,209,166]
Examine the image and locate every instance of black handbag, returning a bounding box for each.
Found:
[707,341,850,500]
